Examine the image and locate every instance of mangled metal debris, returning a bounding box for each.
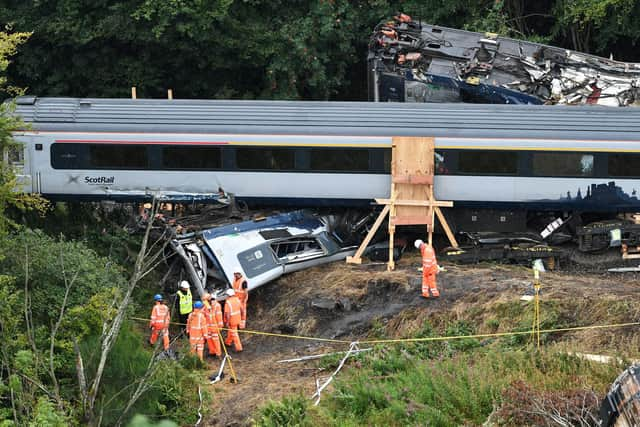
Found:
[369,14,640,106]
[171,210,361,297]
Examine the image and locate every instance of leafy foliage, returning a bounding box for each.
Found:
[255,395,316,427]
[3,1,640,100]
[0,228,205,426]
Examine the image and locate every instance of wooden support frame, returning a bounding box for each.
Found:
[347,136,458,270]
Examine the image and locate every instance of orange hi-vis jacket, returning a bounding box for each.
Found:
[187,309,208,338]
[233,276,248,304]
[204,300,223,332]
[150,303,170,329]
[420,244,438,276]
[224,295,242,327]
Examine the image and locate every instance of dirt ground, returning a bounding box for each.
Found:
[199,252,640,426]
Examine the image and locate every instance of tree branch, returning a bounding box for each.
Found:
[49,250,79,410]
[84,197,160,426]
[73,338,88,416]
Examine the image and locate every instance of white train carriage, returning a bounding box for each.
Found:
[10,97,640,213]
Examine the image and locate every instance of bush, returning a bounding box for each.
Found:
[256,395,313,427]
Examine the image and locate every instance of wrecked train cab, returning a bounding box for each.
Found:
[173,211,357,297]
[369,15,640,106]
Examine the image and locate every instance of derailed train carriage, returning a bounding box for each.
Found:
[8,97,640,286]
[368,14,640,106]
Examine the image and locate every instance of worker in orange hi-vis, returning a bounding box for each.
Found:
[415,239,440,298]
[232,271,249,329]
[186,301,208,361]
[223,289,243,352]
[202,293,222,358]
[149,294,170,350]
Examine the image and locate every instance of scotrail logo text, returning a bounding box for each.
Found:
[84,176,115,185]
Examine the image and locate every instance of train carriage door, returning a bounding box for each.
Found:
[4,136,31,193]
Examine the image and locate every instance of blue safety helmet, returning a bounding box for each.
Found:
[193,301,204,309]
[154,294,163,301]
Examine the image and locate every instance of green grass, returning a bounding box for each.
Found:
[257,345,621,426]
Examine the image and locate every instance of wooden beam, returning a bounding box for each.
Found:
[392,215,433,226]
[387,184,397,271]
[392,174,433,185]
[375,199,454,208]
[346,204,390,264]
[434,207,458,248]
[131,87,137,99]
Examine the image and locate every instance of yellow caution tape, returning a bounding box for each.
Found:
[130,317,640,346]
[130,316,350,344]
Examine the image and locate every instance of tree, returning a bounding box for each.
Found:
[0,30,47,234]
[552,0,637,53]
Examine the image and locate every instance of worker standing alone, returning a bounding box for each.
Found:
[202,293,223,358]
[176,281,192,332]
[186,301,208,361]
[415,239,440,298]
[223,289,243,352]
[149,294,170,351]
[232,271,249,329]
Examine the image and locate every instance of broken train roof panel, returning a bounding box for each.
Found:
[11,96,640,140]
[201,211,324,241]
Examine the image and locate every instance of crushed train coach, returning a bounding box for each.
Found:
[171,210,368,298]
[369,14,640,106]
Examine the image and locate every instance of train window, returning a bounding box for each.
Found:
[162,146,222,170]
[89,145,148,169]
[608,153,640,177]
[310,149,369,171]
[383,149,391,172]
[532,152,593,177]
[51,143,84,169]
[458,150,517,175]
[236,147,295,170]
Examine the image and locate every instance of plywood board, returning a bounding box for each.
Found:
[392,136,434,225]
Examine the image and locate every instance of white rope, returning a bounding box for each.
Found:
[277,348,371,363]
[194,385,203,426]
[210,355,228,384]
[311,341,359,406]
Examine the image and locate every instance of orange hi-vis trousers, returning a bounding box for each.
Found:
[206,333,221,357]
[422,273,439,297]
[224,323,243,352]
[187,310,207,360]
[150,327,170,350]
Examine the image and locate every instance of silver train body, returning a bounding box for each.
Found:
[10,97,640,212]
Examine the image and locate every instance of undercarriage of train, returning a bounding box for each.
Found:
[437,208,640,267]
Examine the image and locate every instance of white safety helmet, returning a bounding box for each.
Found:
[226,288,235,297]
[180,280,190,289]
[414,239,424,249]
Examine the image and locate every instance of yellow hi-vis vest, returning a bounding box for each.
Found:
[178,289,193,315]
